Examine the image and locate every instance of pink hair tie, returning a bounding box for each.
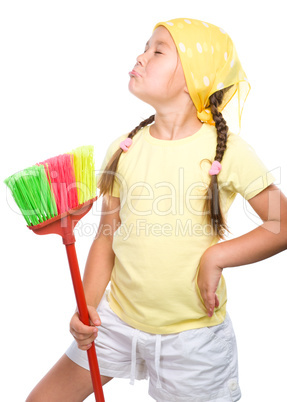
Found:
[209,160,222,176]
[120,137,133,152]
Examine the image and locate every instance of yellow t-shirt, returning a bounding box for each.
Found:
[97,123,276,334]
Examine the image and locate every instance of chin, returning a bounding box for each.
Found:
[127,83,156,107]
[128,84,142,100]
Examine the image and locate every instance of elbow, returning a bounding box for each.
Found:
[278,218,287,251]
[284,225,287,250]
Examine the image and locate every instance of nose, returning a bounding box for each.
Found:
[136,52,145,67]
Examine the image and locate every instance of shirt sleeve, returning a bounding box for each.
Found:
[96,133,128,198]
[220,133,277,201]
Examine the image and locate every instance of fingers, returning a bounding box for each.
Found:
[87,305,101,326]
[201,292,219,317]
[207,296,215,317]
[70,308,101,351]
[215,294,220,308]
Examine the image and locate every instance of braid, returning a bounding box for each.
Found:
[204,87,232,239]
[128,114,155,139]
[97,114,155,198]
[210,91,228,164]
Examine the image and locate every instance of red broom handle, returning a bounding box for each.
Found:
[65,243,105,402]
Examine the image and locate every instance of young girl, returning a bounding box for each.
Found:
[26,17,287,402]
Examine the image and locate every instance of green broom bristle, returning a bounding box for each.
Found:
[4,145,97,227]
[4,164,58,226]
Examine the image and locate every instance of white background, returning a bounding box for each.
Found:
[1,1,286,401]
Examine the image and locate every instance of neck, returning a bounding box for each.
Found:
[150,112,203,141]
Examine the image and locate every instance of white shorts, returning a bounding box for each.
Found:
[66,292,241,402]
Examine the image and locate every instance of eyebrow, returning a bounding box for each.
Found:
[145,40,171,48]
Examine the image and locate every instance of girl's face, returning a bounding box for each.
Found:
[128,26,190,109]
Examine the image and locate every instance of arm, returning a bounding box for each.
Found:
[70,194,121,350]
[213,184,287,267]
[82,194,121,309]
[197,184,287,316]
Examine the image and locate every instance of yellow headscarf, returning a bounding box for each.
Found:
[153,18,251,134]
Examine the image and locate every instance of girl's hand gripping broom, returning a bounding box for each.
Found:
[4,146,105,402]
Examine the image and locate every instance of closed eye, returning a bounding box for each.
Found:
[143,49,162,54]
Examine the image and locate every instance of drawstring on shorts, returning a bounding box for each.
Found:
[130,329,139,385]
[129,329,162,389]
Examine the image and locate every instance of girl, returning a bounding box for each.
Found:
[27,17,287,402]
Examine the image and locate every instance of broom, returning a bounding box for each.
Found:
[4,146,105,402]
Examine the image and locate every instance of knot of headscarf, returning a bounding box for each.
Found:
[153,18,251,134]
[197,107,214,125]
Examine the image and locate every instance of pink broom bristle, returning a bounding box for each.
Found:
[38,153,79,214]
